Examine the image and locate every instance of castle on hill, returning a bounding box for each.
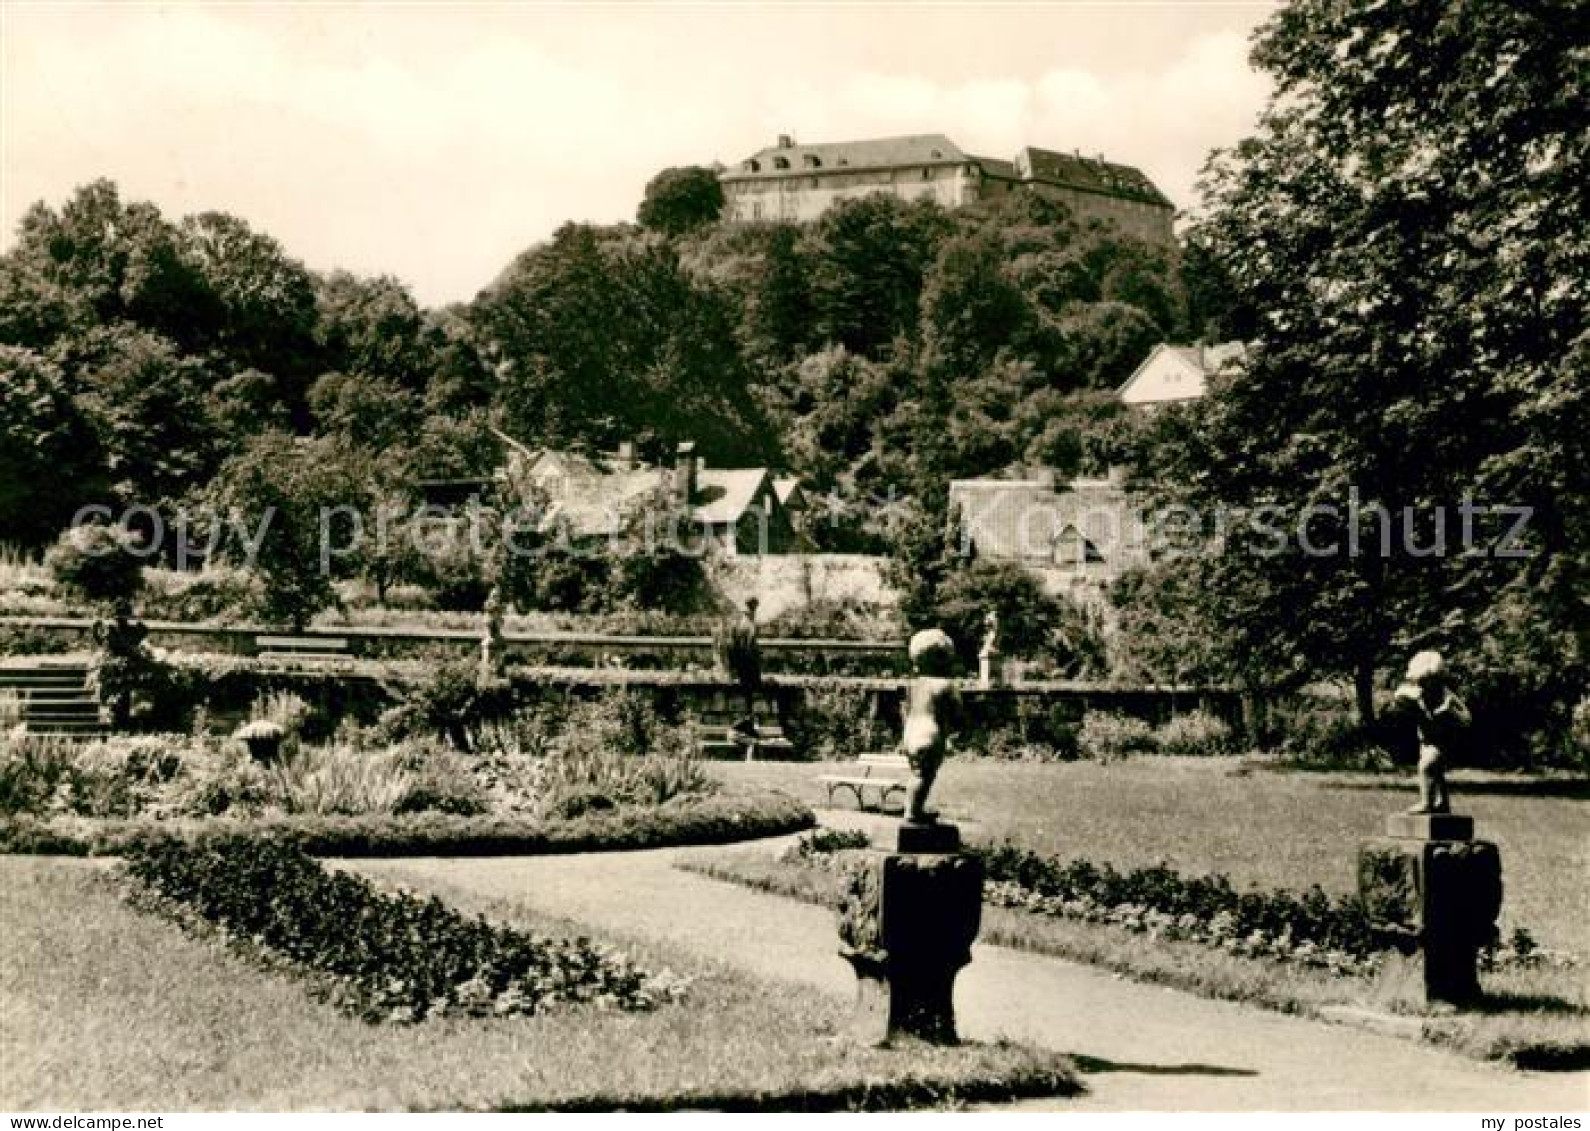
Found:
[719,133,1174,245]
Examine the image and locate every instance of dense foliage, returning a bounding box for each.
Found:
[1122,0,1588,763]
[0,175,1189,567]
[123,836,682,1021]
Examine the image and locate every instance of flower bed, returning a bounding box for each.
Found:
[777,833,1576,978]
[124,837,683,1023]
[0,790,814,857]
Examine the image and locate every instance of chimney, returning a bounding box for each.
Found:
[616,440,636,470]
[675,441,698,505]
[777,134,794,149]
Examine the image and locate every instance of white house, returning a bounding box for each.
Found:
[1118,342,1246,408]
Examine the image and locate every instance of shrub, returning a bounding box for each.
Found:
[123,836,682,1022]
[540,691,713,819]
[0,790,816,856]
[138,566,255,622]
[45,524,145,612]
[1077,711,1157,762]
[1154,710,1236,758]
[1272,697,1392,769]
[787,827,871,857]
[378,661,513,753]
[787,684,889,760]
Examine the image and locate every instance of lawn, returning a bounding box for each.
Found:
[714,758,1590,953]
[0,857,1076,1111]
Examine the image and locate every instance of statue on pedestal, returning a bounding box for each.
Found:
[1393,650,1469,815]
[902,628,959,824]
[978,609,1000,688]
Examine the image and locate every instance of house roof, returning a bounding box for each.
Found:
[516,446,784,536]
[949,476,1144,565]
[1118,341,1246,404]
[1013,147,1171,206]
[773,477,804,507]
[694,469,772,526]
[724,134,970,180]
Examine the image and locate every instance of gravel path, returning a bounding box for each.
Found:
[350,840,1589,1113]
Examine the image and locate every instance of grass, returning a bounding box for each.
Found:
[714,757,1590,954]
[0,857,1079,1111]
[682,846,1590,1070]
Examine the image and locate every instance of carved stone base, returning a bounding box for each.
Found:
[893,820,961,854]
[837,848,983,1045]
[1359,817,1501,1008]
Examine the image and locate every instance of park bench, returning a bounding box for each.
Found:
[254,634,352,664]
[815,752,911,811]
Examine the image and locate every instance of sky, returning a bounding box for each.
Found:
[1,2,1277,307]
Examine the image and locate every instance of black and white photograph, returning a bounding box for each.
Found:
[0,0,1585,1117]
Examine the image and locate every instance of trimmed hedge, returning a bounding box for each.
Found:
[0,790,813,857]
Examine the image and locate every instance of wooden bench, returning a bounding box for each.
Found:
[692,713,798,761]
[816,752,911,810]
[254,635,351,663]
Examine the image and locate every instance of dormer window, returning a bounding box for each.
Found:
[803,154,822,168]
[746,159,760,172]
[773,156,790,170]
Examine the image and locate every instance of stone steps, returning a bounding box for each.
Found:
[0,661,104,738]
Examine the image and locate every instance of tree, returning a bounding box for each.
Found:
[1163,0,1587,753]
[206,432,366,628]
[637,166,725,236]
[0,346,105,545]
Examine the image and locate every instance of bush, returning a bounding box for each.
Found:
[541,691,713,819]
[787,684,890,760]
[1272,696,1392,769]
[1154,710,1236,758]
[138,566,255,622]
[378,661,515,753]
[1077,711,1157,762]
[0,790,816,856]
[45,524,145,611]
[124,836,681,1022]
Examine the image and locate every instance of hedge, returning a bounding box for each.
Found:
[0,790,814,857]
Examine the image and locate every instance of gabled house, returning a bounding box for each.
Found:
[503,439,800,556]
[1118,341,1246,408]
[949,469,1147,604]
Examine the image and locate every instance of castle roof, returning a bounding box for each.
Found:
[723,133,970,180]
[1010,146,1171,206]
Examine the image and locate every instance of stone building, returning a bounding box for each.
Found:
[720,133,1174,245]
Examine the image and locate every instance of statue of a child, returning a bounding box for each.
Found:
[902,628,960,823]
[1393,650,1470,815]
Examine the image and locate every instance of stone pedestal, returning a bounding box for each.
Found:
[837,827,983,1045]
[1358,813,1502,1008]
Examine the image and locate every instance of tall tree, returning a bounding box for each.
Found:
[637,166,725,236]
[1155,0,1587,754]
